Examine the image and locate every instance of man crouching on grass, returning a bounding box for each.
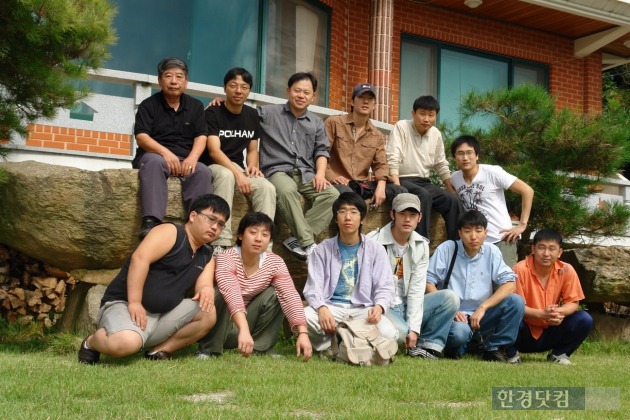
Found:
[78,194,230,364]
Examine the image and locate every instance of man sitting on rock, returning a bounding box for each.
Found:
[78,194,229,364]
[508,229,592,365]
[133,57,213,239]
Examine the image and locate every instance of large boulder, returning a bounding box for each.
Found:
[561,247,630,304]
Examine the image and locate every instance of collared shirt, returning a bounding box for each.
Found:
[513,255,585,339]
[366,223,429,334]
[133,91,208,165]
[386,120,451,181]
[427,240,517,314]
[325,113,389,182]
[258,102,330,183]
[303,234,394,312]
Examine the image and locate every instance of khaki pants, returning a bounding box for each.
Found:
[268,170,339,247]
[210,163,276,247]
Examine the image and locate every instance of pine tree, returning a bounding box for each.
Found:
[0,0,116,142]
[454,84,630,244]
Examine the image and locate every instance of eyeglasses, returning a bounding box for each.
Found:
[197,212,226,229]
[226,83,250,91]
[455,151,476,158]
[337,209,361,216]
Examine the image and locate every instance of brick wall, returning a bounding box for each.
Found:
[326,0,603,123]
[26,124,131,156]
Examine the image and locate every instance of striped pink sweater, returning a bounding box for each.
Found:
[215,248,306,329]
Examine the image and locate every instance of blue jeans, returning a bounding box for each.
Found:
[385,290,459,352]
[445,293,525,353]
[514,311,592,356]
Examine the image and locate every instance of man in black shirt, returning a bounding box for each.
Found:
[78,194,230,364]
[200,68,276,252]
[133,57,213,238]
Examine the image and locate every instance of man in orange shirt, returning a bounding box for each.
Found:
[509,229,592,365]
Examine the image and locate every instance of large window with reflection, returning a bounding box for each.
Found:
[399,36,548,127]
[93,0,330,105]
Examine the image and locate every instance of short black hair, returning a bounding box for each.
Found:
[451,135,480,158]
[288,72,318,92]
[332,192,368,233]
[157,57,188,77]
[189,194,230,221]
[532,229,563,247]
[412,95,440,113]
[223,67,253,88]
[235,212,275,246]
[457,210,488,230]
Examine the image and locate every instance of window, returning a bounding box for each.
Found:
[91,0,330,105]
[400,36,548,127]
[262,0,330,105]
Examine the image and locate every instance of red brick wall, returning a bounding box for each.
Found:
[325,0,603,123]
[26,124,131,156]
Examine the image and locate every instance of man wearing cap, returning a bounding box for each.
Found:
[367,193,459,359]
[325,83,406,208]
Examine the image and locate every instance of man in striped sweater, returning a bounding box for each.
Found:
[196,212,312,360]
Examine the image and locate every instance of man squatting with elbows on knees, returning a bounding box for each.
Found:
[507,229,592,365]
[196,212,312,360]
[367,193,459,359]
[200,67,276,253]
[133,57,213,239]
[303,192,398,353]
[426,210,525,363]
[78,194,230,364]
[450,135,534,267]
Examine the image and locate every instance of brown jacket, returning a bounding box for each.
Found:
[324,113,389,182]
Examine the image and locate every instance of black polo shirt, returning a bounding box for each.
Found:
[132,91,208,166]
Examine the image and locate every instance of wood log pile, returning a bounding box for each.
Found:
[0,244,75,327]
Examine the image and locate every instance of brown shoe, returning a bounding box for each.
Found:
[144,350,171,360]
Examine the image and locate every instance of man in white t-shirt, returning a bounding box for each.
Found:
[449,135,534,266]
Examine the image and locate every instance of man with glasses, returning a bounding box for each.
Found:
[258,72,339,261]
[450,135,534,267]
[78,194,230,364]
[303,192,397,353]
[200,67,276,254]
[133,57,213,239]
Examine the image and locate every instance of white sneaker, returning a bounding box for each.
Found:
[547,353,574,365]
[283,237,306,260]
[304,243,317,261]
[212,245,230,256]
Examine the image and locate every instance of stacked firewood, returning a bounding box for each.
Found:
[0,244,75,327]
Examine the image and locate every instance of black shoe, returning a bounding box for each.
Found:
[139,216,161,240]
[443,350,462,360]
[144,350,171,360]
[78,338,100,365]
[483,349,509,363]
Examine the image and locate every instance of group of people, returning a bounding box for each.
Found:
[78,57,592,366]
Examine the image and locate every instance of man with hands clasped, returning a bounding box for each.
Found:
[78,194,230,364]
[508,229,592,365]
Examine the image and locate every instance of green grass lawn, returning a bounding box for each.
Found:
[0,326,628,419]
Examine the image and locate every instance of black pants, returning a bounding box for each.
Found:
[400,177,463,241]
